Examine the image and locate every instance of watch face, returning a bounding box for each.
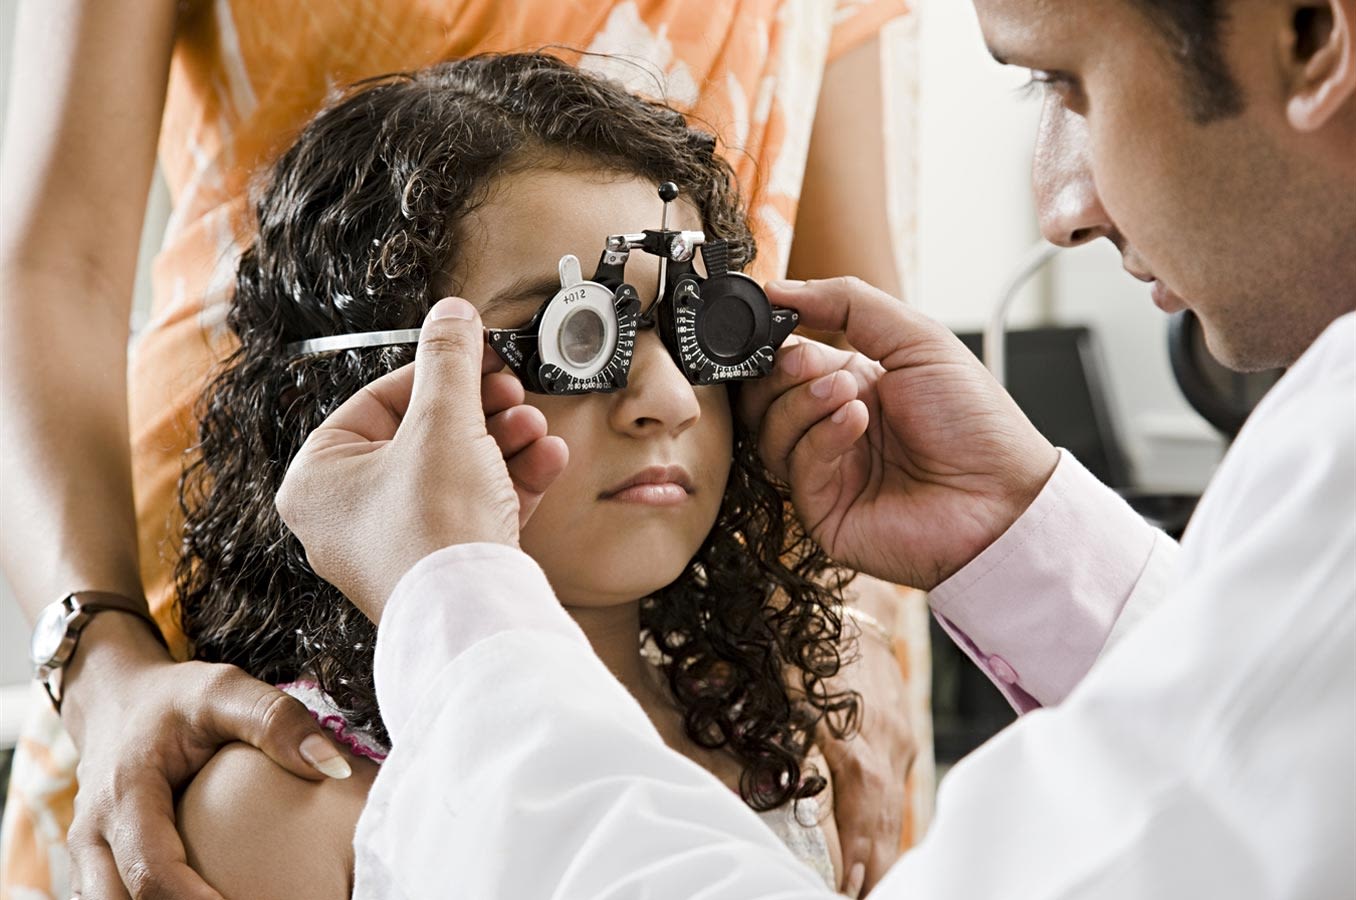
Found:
[30,602,71,666]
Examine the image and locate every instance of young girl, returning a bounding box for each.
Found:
[176,53,863,897]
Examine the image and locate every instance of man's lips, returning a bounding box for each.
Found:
[1125,266,1188,314]
[1150,280,1188,313]
[599,465,695,505]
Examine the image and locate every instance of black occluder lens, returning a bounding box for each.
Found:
[701,297,757,358]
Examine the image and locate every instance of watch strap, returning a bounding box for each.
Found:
[39,591,169,713]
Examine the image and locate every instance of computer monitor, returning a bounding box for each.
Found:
[955,326,1133,489]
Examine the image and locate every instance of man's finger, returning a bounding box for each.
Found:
[506,436,570,525]
[766,277,946,366]
[793,399,869,469]
[311,363,415,444]
[480,338,507,375]
[738,338,829,426]
[845,837,872,899]
[506,435,570,498]
[481,370,525,417]
[405,297,488,435]
[109,780,225,900]
[197,669,349,781]
[756,371,860,480]
[817,737,866,849]
[486,405,550,460]
[865,812,905,892]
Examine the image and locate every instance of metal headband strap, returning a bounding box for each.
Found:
[285,328,424,357]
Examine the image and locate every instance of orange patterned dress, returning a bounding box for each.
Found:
[0,2,923,896]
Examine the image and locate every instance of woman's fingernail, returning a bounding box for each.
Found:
[832,404,851,424]
[300,733,352,779]
[811,373,836,399]
[847,862,866,896]
[430,297,476,320]
[766,279,807,290]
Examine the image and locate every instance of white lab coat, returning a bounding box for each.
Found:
[353,313,1355,899]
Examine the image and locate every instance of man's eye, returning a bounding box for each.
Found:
[1017,70,1079,103]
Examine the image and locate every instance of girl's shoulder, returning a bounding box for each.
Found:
[178,740,378,900]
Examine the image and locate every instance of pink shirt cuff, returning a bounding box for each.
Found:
[929,450,1165,710]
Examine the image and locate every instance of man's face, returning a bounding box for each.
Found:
[974,0,1356,371]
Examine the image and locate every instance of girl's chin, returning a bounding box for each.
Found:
[544,561,695,608]
[562,581,685,608]
[526,528,712,605]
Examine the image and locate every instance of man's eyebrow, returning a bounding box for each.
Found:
[480,274,563,317]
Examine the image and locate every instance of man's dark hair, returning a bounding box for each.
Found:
[1130,0,1244,121]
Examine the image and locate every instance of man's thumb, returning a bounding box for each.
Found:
[406,297,486,428]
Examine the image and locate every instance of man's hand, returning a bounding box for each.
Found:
[276,297,569,621]
[740,278,1059,590]
[61,614,350,900]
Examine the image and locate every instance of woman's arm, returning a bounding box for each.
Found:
[817,617,914,894]
[0,3,344,894]
[786,34,904,298]
[802,745,851,895]
[179,742,376,900]
[0,2,172,623]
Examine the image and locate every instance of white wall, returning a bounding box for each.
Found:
[914,0,1044,329]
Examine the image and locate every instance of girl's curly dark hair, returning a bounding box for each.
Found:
[176,53,858,812]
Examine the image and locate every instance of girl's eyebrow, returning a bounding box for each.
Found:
[481,274,565,317]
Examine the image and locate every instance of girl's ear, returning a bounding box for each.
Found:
[1283,0,1356,132]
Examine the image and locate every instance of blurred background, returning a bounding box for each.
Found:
[0,1,1234,802]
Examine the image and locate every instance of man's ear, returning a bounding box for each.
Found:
[1284,0,1356,130]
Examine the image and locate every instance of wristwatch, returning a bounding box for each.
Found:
[29,591,168,712]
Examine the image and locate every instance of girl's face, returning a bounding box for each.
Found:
[451,167,734,608]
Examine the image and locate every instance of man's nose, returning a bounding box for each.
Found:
[1033,97,1114,248]
[607,330,702,437]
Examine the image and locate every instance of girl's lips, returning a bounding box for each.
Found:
[603,483,691,506]
[1151,280,1189,313]
[600,464,695,499]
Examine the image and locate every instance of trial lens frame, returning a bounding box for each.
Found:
[284,183,798,394]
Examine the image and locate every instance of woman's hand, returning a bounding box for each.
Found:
[60,614,347,900]
[819,610,916,896]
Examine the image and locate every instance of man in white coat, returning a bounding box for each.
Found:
[277,0,1356,896]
